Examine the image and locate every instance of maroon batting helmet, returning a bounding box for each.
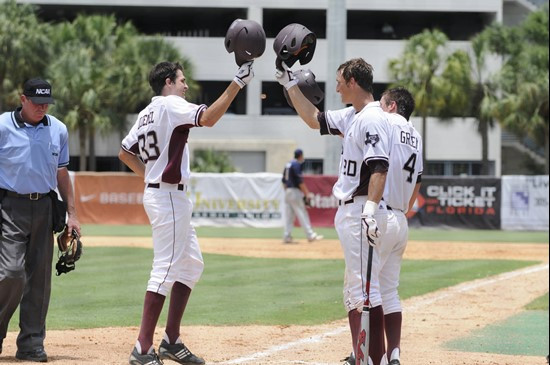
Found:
[225,19,266,66]
[273,23,316,68]
[284,69,324,109]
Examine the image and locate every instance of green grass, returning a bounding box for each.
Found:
[82,224,549,243]
[525,292,549,310]
[398,259,538,299]
[445,293,549,357]
[6,247,537,331]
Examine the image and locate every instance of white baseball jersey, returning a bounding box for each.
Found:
[319,102,391,200]
[121,95,207,185]
[121,94,207,297]
[383,112,423,212]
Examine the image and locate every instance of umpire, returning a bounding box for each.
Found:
[0,78,80,362]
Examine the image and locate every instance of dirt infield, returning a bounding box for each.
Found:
[1,237,548,365]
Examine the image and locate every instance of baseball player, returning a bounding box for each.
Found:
[282,148,323,243]
[119,60,254,365]
[277,58,391,365]
[377,87,423,365]
[342,88,423,365]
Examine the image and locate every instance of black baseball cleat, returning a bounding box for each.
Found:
[158,339,205,365]
[342,352,355,365]
[129,347,164,365]
[15,348,48,362]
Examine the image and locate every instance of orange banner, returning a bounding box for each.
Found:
[74,172,148,224]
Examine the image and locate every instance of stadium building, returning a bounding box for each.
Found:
[19,0,545,176]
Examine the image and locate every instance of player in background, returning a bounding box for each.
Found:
[277,58,391,365]
[281,148,324,243]
[377,87,423,365]
[119,60,254,365]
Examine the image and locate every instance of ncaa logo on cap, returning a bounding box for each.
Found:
[23,78,55,104]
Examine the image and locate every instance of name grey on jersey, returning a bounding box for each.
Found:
[138,111,155,129]
[400,131,418,149]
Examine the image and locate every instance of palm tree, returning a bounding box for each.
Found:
[485,5,549,173]
[0,0,51,112]
[467,32,500,175]
[103,35,198,170]
[191,149,236,173]
[388,29,449,164]
[48,15,134,171]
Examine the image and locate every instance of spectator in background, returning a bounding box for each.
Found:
[281,148,323,243]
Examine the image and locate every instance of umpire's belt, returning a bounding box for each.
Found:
[5,191,49,200]
[147,183,185,191]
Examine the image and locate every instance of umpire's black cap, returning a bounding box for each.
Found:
[23,78,55,104]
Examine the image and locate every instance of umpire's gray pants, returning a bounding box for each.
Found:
[283,188,315,239]
[0,195,53,352]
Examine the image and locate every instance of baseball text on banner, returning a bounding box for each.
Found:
[407,176,501,229]
[302,175,338,227]
[74,172,148,224]
[501,175,549,231]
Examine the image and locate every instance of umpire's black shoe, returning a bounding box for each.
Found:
[15,348,48,362]
[158,339,204,365]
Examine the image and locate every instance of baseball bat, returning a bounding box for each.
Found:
[356,242,374,365]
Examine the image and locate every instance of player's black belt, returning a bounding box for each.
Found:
[386,205,393,210]
[5,191,49,200]
[338,198,354,206]
[147,183,185,191]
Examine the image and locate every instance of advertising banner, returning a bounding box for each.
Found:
[75,172,284,227]
[408,177,501,229]
[303,175,338,227]
[501,175,549,231]
[188,172,283,227]
[74,172,147,224]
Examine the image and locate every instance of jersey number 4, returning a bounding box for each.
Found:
[138,131,160,163]
[403,153,417,183]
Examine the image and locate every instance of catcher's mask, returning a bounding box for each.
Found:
[284,69,324,109]
[273,23,316,68]
[225,19,266,66]
[56,227,82,276]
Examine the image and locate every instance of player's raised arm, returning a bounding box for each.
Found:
[200,19,265,128]
[199,61,254,127]
[276,64,322,130]
[273,23,323,130]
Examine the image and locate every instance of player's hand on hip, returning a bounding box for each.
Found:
[361,214,379,246]
[234,61,254,89]
[275,59,298,89]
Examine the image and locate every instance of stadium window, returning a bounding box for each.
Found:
[263,9,326,38]
[347,10,495,40]
[452,162,471,176]
[373,83,389,101]
[261,81,325,116]
[35,5,246,37]
[303,159,324,175]
[425,162,445,176]
[188,81,246,115]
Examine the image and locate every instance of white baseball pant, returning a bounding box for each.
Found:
[143,186,204,297]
